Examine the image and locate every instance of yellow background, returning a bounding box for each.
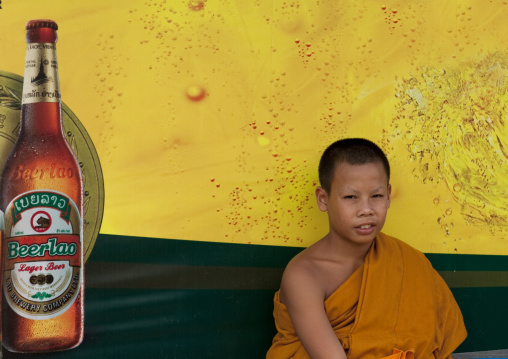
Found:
[0,0,507,255]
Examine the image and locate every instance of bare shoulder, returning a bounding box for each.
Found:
[280,237,366,304]
[277,240,349,358]
[279,244,326,305]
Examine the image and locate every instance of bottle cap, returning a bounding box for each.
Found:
[26,19,58,30]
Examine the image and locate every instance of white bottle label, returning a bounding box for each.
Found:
[3,190,82,320]
[22,43,61,104]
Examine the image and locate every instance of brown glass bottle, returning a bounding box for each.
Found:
[0,19,84,352]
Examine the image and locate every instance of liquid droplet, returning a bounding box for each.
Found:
[188,0,205,11]
[258,136,270,147]
[186,86,206,101]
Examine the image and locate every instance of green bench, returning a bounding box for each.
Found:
[4,234,507,358]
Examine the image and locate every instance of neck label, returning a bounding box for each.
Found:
[22,42,60,104]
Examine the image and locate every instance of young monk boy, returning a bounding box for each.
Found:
[267,138,467,359]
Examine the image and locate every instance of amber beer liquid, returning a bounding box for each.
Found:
[0,19,84,352]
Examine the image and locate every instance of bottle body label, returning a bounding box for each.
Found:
[22,43,60,104]
[3,190,82,320]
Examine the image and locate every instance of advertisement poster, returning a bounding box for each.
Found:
[0,0,507,358]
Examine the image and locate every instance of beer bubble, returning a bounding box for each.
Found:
[257,136,270,147]
[445,208,453,216]
[188,0,205,11]
[433,197,440,205]
[186,85,206,101]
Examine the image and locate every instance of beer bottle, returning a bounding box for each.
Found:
[0,19,84,352]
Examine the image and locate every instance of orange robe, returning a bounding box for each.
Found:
[266,233,467,359]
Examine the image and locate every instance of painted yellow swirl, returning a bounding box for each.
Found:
[394,53,508,231]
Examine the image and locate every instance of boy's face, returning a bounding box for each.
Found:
[316,161,391,247]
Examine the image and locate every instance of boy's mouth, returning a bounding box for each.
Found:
[356,223,376,232]
[355,223,376,235]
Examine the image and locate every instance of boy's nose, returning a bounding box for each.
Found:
[357,200,374,216]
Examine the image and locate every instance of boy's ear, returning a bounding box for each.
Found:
[315,186,328,212]
[387,184,392,207]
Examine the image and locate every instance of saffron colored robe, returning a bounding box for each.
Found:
[266,233,467,359]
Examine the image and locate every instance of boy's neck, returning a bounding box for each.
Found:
[322,232,375,263]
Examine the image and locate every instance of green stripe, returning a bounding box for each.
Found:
[90,234,302,268]
[92,235,508,272]
[86,262,283,290]
[85,262,508,290]
[439,271,508,288]
[425,253,508,271]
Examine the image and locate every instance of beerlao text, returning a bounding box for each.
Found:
[10,164,75,181]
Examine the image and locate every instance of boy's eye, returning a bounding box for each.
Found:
[373,194,384,198]
[344,195,356,199]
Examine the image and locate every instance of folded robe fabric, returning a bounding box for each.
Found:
[383,349,415,359]
[266,232,467,359]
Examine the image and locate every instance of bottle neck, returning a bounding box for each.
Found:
[21,39,62,136]
[20,102,63,137]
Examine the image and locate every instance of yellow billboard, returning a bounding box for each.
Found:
[0,0,506,255]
